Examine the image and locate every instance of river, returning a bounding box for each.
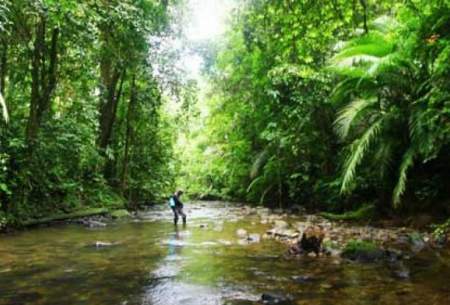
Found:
[0,201,449,305]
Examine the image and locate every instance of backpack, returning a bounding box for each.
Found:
[168,196,176,208]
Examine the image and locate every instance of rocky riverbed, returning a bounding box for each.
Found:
[0,201,449,305]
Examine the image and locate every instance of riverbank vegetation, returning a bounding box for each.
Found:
[0,0,449,230]
[0,0,179,226]
[176,0,450,224]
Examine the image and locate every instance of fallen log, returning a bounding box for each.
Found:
[21,208,109,227]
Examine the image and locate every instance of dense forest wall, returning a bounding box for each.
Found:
[0,0,177,226]
[177,0,450,218]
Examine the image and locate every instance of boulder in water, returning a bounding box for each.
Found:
[110,209,130,219]
[341,240,385,262]
[408,232,426,253]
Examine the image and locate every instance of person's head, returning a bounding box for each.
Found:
[175,190,184,197]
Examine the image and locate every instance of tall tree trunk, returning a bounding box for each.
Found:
[359,0,369,34]
[26,20,45,146]
[98,68,126,150]
[121,74,137,196]
[26,19,59,149]
[0,39,7,96]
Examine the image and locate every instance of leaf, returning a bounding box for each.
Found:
[334,98,378,139]
[341,117,384,193]
[392,148,415,207]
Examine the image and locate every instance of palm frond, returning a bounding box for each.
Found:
[392,148,415,207]
[330,77,376,106]
[373,140,394,178]
[333,32,394,62]
[371,15,397,33]
[334,98,378,139]
[341,117,384,193]
[250,148,269,179]
[246,175,264,193]
[330,30,399,81]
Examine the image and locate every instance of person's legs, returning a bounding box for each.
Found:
[177,207,187,224]
[171,207,179,225]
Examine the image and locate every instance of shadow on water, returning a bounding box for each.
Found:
[1,201,450,305]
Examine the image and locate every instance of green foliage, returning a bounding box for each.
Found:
[110,209,131,219]
[321,204,375,221]
[177,0,450,217]
[1,0,449,225]
[342,239,378,256]
[0,0,180,224]
[431,218,450,241]
[333,3,450,207]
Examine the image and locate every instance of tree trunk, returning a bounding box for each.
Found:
[26,19,59,149]
[121,74,137,195]
[0,39,7,96]
[359,0,369,34]
[98,68,126,150]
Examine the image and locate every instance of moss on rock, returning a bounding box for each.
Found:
[110,209,131,219]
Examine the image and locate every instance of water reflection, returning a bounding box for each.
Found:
[144,224,225,305]
[168,225,185,257]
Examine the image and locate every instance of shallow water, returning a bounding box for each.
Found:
[1,201,449,305]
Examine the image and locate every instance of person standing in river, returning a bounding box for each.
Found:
[169,190,186,225]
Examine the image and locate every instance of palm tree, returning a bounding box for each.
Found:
[328,13,448,207]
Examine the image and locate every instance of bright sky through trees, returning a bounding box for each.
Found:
[183,0,233,76]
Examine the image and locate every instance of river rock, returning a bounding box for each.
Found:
[272,208,284,214]
[256,207,270,216]
[247,233,261,243]
[268,214,283,222]
[292,225,325,256]
[273,220,289,229]
[218,239,233,246]
[289,204,305,214]
[85,220,107,228]
[93,241,115,248]
[268,228,299,240]
[291,275,317,283]
[340,240,400,263]
[110,209,130,219]
[408,232,426,253]
[261,292,293,305]
[236,228,248,238]
[342,248,384,262]
[392,268,410,280]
